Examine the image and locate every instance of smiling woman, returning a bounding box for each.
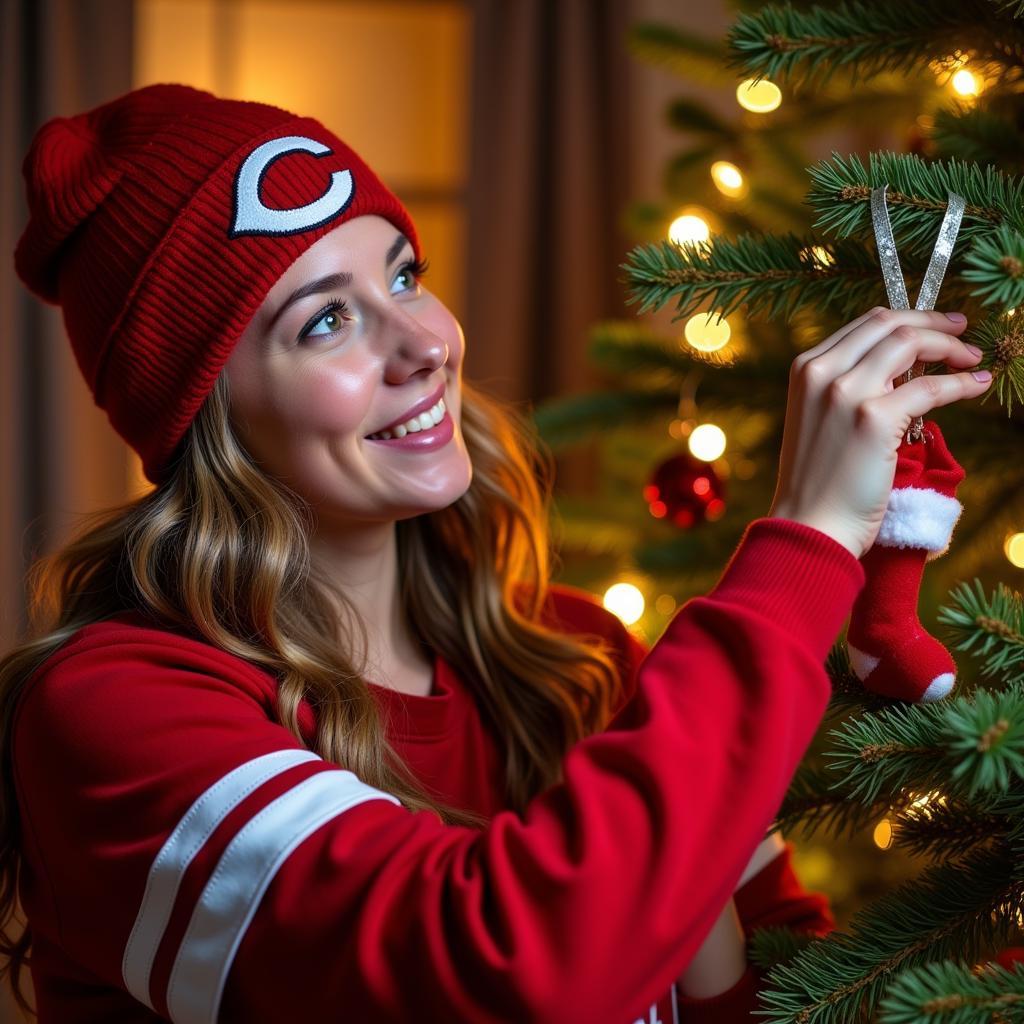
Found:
[2,83,853,1024]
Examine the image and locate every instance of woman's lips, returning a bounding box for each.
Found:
[364,409,454,451]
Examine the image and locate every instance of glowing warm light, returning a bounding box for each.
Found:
[688,423,727,462]
[603,583,645,625]
[736,78,782,113]
[655,593,677,616]
[669,214,711,246]
[906,790,945,811]
[711,161,747,199]
[1005,533,1024,568]
[1008,308,1017,317]
[873,818,894,850]
[801,245,835,267]
[683,312,732,352]
[952,69,980,96]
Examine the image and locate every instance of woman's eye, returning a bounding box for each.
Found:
[301,301,350,340]
[298,258,429,342]
[392,257,430,294]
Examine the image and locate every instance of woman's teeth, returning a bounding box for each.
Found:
[367,398,446,440]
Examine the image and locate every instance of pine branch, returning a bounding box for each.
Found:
[726,0,1020,90]
[962,312,1024,416]
[825,643,908,719]
[891,792,1008,861]
[962,225,1024,308]
[943,687,1024,795]
[626,22,735,88]
[878,958,1024,1024]
[827,684,1024,805]
[992,0,1024,18]
[618,232,881,324]
[937,578,1024,686]
[806,151,1022,251]
[931,102,1024,173]
[530,389,680,449]
[584,322,797,394]
[774,762,893,839]
[749,926,822,972]
[665,98,735,139]
[756,846,1022,1024]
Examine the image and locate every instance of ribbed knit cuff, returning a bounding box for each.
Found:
[707,518,866,665]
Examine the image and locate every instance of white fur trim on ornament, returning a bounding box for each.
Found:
[875,486,963,552]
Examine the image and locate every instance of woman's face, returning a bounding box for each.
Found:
[224,215,472,527]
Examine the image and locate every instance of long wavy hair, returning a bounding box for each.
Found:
[0,370,624,1015]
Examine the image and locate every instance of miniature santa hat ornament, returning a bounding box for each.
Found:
[845,184,968,703]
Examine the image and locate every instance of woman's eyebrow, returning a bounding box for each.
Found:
[264,233,410,333]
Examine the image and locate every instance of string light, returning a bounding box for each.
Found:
[669,213,711,245]
[951,68,980,96]
[710,161,747,199]
[603,582,645,625]
[873,818,894,849]
[800,245,835,267]
[736,78,782,113]
[1005,533,1024,568]
[655,594,677,616]
[688,423,727,462]
[683,312,732,352]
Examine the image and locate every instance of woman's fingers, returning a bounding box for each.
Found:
[797,305,890,359]
[837,325,983,395]
[796,307,970,375]
[880,365,992,421]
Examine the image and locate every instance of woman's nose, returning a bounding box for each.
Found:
[383,318,449,380]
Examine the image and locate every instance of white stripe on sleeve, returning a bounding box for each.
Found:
[165,768,400,1024]
[122,748,322,1009]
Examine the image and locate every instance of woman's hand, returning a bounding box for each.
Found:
[768,307,988,560]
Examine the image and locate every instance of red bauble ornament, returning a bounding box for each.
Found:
[643,451,726,529]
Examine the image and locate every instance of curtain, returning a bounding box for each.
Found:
[1,0,134,658]
[464,0,636,414]
[2,4,132,1010]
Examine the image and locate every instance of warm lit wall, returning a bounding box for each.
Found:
[131,0,469,494]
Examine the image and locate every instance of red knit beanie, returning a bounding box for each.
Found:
[13,83,421,485]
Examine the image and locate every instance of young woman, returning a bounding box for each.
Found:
[2,84,989,1024]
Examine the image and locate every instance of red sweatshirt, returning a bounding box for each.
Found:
[13,516,862,1022]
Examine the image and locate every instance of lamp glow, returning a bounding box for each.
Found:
[669,214,711,245]
[873,818,894,850]
[683,312,731,352]
[801,245,835,267]
[736,78,782,113]
[952,69,980,96]
[603,583,645,625]
[711,161,747,199]
[688,423,727,462]
[1006,532,1024,568]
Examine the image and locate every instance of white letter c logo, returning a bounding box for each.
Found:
[229,135,355,238]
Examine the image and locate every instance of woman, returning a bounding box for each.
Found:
[2,84,989,1023]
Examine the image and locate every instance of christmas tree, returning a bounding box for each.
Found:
[535,2,1024,1020]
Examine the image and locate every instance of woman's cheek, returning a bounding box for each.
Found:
[296,361,375,434]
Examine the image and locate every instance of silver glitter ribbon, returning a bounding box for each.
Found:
[870,184,966,444]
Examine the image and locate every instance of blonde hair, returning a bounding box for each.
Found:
[0,371,623,1015]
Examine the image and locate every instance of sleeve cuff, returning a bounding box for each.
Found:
[706,517,866,664]
[675,964,764,1023]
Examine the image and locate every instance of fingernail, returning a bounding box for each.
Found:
[966,343,983,357]
[945,312,967,323]
[972,370,993,382]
